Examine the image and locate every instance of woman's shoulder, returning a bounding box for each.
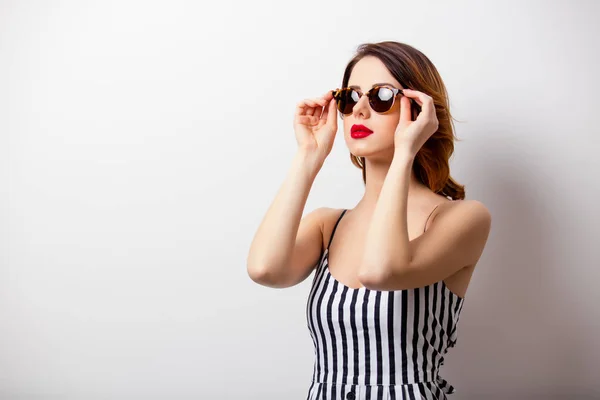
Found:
[305,207,345,232]
[447,198,490,215]
[312,207,349,236]
[319,207,347,225]
[428,197,490,228]
[434,198,492,232]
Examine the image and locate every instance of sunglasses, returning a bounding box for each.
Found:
[331,85,418,115]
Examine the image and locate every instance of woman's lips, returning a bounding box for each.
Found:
[351,124,373,138]
[351,131,373,138]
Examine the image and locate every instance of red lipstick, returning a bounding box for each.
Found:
[351,124,374,139]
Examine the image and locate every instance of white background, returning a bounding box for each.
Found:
[2,0,599,399]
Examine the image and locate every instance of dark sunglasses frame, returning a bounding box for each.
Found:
[331,85,419,116]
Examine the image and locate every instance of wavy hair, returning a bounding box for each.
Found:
[341,41,465,200]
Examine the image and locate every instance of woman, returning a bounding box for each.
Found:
[247,41,492,400]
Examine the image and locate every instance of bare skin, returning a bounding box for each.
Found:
[317,56,477,298]
[320,199,475,298]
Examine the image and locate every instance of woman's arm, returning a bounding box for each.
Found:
[246,150,323,286]
[359,152,491,290]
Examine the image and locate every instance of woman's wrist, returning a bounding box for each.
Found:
[294,149,324,178]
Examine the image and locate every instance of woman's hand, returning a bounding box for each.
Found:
[394,89,439,158]
[294,90,338,163]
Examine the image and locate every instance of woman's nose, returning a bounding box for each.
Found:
[352,94,370,117]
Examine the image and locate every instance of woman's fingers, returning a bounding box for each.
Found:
[401,89,434,119]
[297,115,319,125]
[326,97,337,127]
[296,101,315,117]
[296,92,335,120]
[300,102,316,117]
[320,97,334,122]
[320,100,329,122]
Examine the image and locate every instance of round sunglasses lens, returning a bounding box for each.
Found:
[370,87,395,113]
[337,89,358,114]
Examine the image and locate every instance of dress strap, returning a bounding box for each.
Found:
[327,209,348,251]
[423,204,440,233]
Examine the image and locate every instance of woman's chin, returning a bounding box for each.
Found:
[349,146,395,160]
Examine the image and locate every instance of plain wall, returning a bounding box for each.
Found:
[1,0,599,399]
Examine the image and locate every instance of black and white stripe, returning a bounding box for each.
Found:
[305,210,465,400]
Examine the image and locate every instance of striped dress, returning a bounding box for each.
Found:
[305,209,465,400]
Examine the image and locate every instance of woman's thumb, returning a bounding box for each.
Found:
[326,98,337,127]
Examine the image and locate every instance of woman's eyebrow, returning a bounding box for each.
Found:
[348,82,397,89]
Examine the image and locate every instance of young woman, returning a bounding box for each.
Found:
[247,41,492,400]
